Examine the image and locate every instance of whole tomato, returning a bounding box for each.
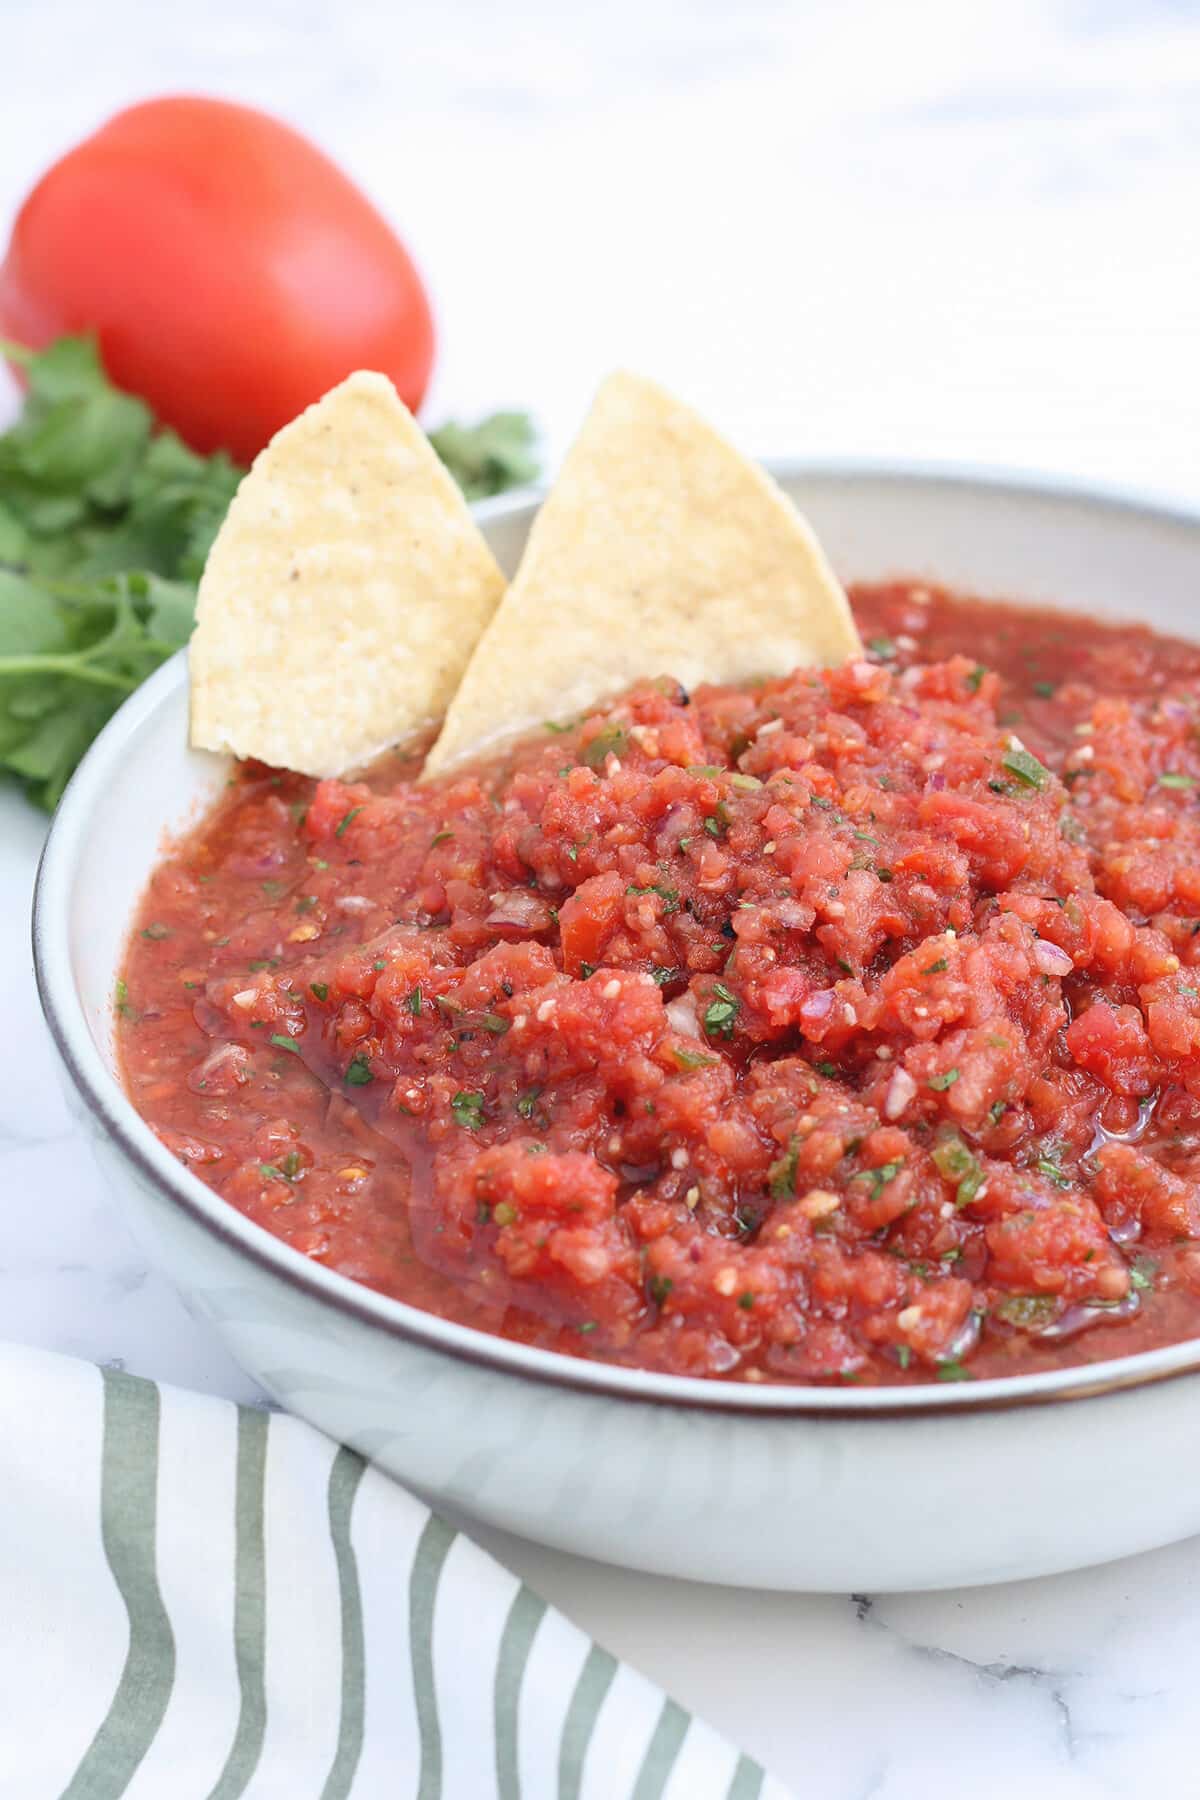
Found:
[0,96,436,461]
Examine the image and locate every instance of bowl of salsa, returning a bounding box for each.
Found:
[33,456,1200,1591]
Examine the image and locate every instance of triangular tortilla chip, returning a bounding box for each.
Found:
[423,371,861,776]
[190,371,506,777]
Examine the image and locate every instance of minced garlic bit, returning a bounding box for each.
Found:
[799,1188,840,1220]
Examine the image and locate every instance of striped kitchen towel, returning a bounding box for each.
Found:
[0,1345,787,1799]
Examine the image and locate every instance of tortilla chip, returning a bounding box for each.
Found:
[189,371,506,777]
[423,371,861,776]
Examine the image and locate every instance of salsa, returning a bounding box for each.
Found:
[119,584,1200,1385]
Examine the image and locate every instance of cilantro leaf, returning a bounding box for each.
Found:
[702,981,741,1039]
[451,1090,486,1130]
[426,411,540,501]
[0,336,243,807]
[931,1131,985,1206]
[1001,745,1050,790]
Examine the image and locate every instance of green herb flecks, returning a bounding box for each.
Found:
[1035,1153,1071,1190]
[582,722,629,768]
[850,1159,904,1201]
[344,1053,374,1087]
[1001,745,1050,790]
[931,1131,985,1207]
[259,1150,304,1184]
[702,981,741,1039]
[935,1360,975,1382]
[451,1090,485,1130]
[768,1138,799,1199]
[625,882,680,914]
[269,1033,301,1055]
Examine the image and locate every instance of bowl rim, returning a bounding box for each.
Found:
[32,455,1200,1420]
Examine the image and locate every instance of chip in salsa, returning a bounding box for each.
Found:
[425,371,860,774]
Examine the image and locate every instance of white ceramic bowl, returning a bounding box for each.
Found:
[33,462,1200,1592]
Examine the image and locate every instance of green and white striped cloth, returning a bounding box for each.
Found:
[0,1345,787,1799]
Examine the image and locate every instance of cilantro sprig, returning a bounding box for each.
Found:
[0,337,241,807]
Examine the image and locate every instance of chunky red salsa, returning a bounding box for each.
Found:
[119,585,1200,1385]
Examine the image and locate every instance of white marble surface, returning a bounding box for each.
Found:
[3,1,1200,1793]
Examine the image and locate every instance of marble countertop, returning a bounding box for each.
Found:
[4,1,1200,1792]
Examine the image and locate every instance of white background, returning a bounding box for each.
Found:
[2,1,1200,1794]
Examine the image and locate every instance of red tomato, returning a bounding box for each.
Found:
[0,96,435,461]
